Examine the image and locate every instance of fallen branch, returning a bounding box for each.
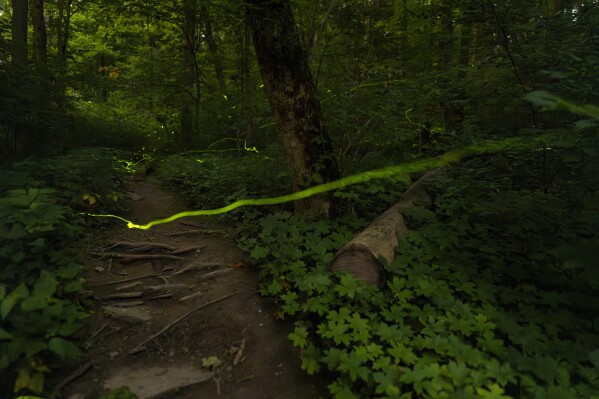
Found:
[330,171,439,286]
[128,293,235,355]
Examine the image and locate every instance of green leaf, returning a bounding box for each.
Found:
[301,343,321,375]
[475,383,511,399]
[1,284,28,320]
[388,341,417,365]
[328,380,359,399]
[373,368,400,396]
[335,274,360,299]
[48,337,80,359]
[338,351,370,382]
[289,326,308,348]
[250,245,269,259]
[0,328,14,341]
[531,356,559,384]
[348,313,371,344]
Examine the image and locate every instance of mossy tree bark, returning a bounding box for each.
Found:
[246,0,340,217]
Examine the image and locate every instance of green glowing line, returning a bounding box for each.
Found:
[82,213,134,225]
[88,135,548,230]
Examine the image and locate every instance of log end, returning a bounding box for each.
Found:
[330,246,383,287]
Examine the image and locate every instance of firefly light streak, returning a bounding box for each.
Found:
[87,136,534,230]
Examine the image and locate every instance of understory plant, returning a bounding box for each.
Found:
[246,166,599,398]
[0,148,131,397]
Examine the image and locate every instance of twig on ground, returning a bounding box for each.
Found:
[128,293,235,355]
[213,373,222,396]
[233,338,246,366]
[53,360,95,393]
[85,323,107,346]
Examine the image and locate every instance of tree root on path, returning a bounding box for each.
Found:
[104,241,178,252]
[128,293,235,355]
[89,252,184,263]
[169,245,203,255]
[167,229,230,237]
[174,262,226,275]
[88,273,163,286]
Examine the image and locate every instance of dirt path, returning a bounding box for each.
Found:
[59,177,320,399]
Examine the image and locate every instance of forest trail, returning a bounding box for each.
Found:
[59,177,319,399]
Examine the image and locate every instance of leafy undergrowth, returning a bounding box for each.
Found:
[0,148,130,397]
[243,161,599,398]
[153,151,294,224]
[153,129,599,398]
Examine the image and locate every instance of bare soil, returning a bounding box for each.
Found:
[56,177,321,399]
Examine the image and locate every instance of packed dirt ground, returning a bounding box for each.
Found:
[55,177,321,399]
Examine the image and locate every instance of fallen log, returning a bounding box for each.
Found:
[330,171,438,286]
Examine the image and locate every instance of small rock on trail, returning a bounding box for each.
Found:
[57,177,321,399]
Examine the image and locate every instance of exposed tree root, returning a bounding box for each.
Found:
[89,252,184,263]
[128,293,235,355]
[174,263,226,275]
[104,241,177,252]
[88,273,162,286]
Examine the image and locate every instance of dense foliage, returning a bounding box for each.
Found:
[1,0,599,397]
[0,149,129,396]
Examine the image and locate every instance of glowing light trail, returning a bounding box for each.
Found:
[87,136,540,230]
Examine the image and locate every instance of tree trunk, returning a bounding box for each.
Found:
[30,0,47,71]
[246,0,340,217]
[11,0,28,66]
[200,4,226,93]
[241,19,255,145]
[180,104,193,150]
[55,0,72,114]
[330,171,436,285]
[181,0,198,148]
